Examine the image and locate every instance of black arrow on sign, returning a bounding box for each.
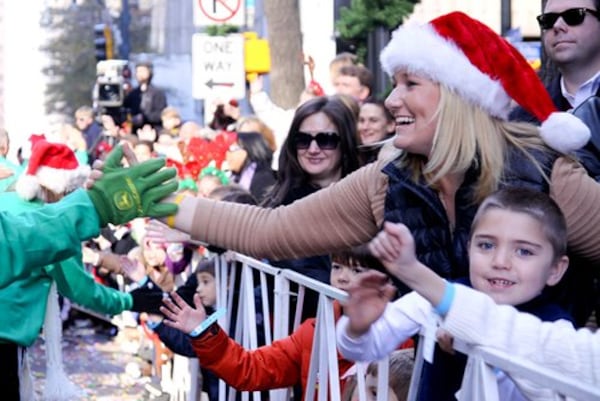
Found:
[206,79,234,89]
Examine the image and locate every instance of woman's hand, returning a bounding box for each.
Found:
[161,292,207,334]
[145,219,191,245]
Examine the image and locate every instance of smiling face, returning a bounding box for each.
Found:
[468,208,568,306]
[296,112,343,187]
[385,70,440,157]
[358,103,395,145]
[542,0,600,72]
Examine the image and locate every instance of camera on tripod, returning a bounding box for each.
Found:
[94,59,129,108]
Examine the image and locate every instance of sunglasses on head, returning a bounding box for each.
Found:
[294,131,341,150]
[536,7,599,30]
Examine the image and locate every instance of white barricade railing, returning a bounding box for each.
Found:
[407,331,600,401]
[169,251,600,401]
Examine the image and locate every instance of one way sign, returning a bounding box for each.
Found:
[192,33,245,100]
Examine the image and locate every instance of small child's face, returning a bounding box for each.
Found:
[162,116,181,130]
[330,262,367,292]
[468,208,567,306]
[196,272,217,307]
[365,372,399,401]
[134,144,153,162]
[143,240,166,267]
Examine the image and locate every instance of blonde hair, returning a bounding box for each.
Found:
[236,115,277,152]
[399,85,550,203]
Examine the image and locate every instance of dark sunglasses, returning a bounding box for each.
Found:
[294,131,341,150]
[536,7,599,29]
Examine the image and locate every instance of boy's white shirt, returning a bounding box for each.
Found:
[444,285,588,401]
[336,289,547,401]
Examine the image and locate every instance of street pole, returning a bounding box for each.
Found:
[501,0,512,35]
[119,0,131,60]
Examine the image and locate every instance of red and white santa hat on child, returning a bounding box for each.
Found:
[16,137,90,200]
[379,11,590,153]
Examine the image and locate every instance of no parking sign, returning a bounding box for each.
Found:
[194,0,246,27]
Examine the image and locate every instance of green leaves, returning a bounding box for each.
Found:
[335,0,420,60]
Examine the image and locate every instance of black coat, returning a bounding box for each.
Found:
[123,84,167,132]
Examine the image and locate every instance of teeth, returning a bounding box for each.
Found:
[396,117,415,125]
[489,279,513,287]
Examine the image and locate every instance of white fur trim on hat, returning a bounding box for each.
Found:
[15,164,91,201]
[540,112,591,154]
[15,174,41,201]
[380,23,512,119]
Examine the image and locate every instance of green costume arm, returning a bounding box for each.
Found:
[48,257,133,315]
[0,190,100,288]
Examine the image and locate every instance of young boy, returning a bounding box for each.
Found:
[337,188,572,401]
[159,246,382,400]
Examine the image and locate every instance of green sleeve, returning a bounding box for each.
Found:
[48,258,133,315]
[0,189,100,288]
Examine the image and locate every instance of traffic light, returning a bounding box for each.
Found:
[94,23,114,61]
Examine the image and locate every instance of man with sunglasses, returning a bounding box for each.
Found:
[511,0,600,330]
[512,0,600,116]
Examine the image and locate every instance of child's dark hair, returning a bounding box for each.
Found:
[195,258,216,277]
[470,187,567,261]
[208,184,257,205]
[331,244,383,270]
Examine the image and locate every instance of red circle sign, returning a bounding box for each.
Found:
[198,0,241,23]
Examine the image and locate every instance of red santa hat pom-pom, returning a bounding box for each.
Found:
[16,139,90,201]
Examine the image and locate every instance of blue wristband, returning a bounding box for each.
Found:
[189,307,226,338]
[146,319,162,330]
[136,275,149,288]
[434,281,456,316]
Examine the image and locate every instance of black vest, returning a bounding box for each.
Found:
[381,147,555,294]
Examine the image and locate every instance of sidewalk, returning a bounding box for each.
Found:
[29,323,150,400]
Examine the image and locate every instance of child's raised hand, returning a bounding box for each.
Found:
[120,256,146,282]
[369,222,418,280]
[160,292,207,334]
[343,270,396,338]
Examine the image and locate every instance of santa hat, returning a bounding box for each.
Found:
[16,139,90,200]
[380,12,590,154]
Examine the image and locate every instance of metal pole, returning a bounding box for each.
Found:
[119,0,130,59]
[501,0,512,35]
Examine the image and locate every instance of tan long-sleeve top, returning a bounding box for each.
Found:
[173,157,600,263]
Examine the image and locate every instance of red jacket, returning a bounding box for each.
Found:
[191,303,353,399]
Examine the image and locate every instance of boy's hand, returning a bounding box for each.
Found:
[369,222,419,280]
[436,329,455,355]
[343,270,396,338]
[161,291,207,334]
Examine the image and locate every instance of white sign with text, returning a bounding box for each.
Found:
[192,33,245,100]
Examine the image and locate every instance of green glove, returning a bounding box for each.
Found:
[87,145,179,227]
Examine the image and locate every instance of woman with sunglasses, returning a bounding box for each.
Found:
[150,12,599,320]
[261,95,360,320]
